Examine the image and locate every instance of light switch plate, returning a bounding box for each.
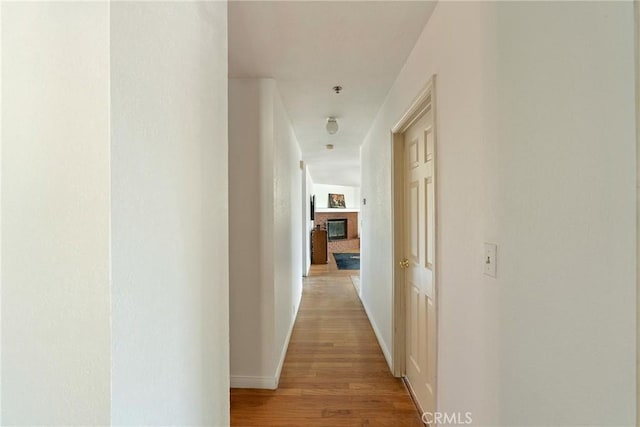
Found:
[484,243,497,277]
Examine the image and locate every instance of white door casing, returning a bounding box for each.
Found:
[403,105,436,416]
[391,76,437,420]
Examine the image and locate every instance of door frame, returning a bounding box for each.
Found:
[390,75,438,382]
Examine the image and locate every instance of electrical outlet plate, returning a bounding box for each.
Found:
[484,243,497,277]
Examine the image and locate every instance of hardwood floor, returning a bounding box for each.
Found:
[230,255,424,426]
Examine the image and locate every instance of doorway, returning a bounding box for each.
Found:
[391,76,438,418]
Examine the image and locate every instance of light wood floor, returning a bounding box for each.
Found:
[230,253,424,426]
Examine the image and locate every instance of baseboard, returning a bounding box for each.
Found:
[274,290,302,387]
[230,375,277,390]
[230,288,302,390]
[361,298,393,371]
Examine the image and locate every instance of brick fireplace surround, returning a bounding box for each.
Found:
[314,211,360,253]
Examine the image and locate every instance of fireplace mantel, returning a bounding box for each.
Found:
[315,208,360,213]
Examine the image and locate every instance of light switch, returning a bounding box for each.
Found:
[484,243,497,277]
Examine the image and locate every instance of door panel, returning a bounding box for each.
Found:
[410,181,419,262]
[409,137,420,169]
[426,177,435,269]
[409,283,420,372]
[403,107,436,417]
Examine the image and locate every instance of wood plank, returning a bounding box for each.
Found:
[231,265,424,426]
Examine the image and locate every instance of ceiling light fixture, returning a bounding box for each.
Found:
[326,117,339,135]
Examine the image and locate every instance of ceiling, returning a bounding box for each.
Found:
[229,1,436,187]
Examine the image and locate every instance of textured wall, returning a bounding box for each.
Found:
[110,2,229,424]
[360,2,636,425]
[273,81,303,382]
[493,3,635,424]
[313,184,361,209]
[229,79,303,389]
[1,3,111,424]
[2,3,230,424]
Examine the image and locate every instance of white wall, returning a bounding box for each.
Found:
[492,3,635,425]
[1,3,111,425]
[228,79,273,382]
[1,3,230,425]
[229,78,303,389]
[110,2,229,425]
[360,2,636,425]
[273,85,303,378]
[313,183,361,210]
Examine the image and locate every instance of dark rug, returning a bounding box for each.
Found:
[333,253,360,270]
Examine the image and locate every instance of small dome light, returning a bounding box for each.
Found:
[326,117,338,135]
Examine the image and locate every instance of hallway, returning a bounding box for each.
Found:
[230,263,424,426]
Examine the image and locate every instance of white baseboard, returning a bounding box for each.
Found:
[231,290,302,390]
[230,375,277,390]
[361,298,393,371]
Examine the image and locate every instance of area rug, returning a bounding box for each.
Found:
[333,253,360,270]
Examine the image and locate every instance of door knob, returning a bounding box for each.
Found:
[399,259,410,269]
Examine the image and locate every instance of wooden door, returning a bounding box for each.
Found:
[402,106,436,417]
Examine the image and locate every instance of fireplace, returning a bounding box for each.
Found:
[327,219,347,241]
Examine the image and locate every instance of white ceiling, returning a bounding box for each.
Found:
[229,1,436,187]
